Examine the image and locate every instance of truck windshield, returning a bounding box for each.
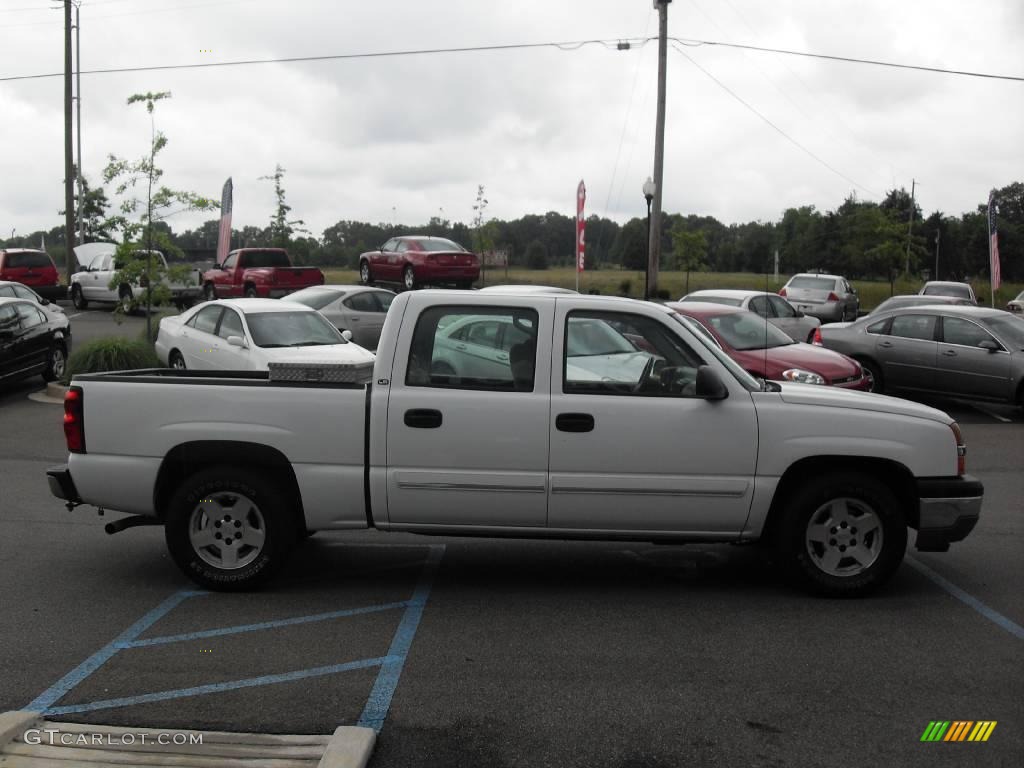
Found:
[246,311,346,348]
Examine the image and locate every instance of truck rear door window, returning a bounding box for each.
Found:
[406,306,538,391]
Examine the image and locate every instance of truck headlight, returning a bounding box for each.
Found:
[781,369,825,385]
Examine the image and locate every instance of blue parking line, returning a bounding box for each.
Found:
[907,557,1024,640]
[118,601,410,648]
[44,657,396,716]
[26,589,206,712]
[358,545,445,732]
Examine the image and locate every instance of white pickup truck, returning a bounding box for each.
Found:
[47,290,983,596]
[70,243,203,311]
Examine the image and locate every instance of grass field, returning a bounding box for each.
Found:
[321,267,1022,312]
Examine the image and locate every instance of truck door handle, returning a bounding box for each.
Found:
[942,349,957,357]
[404,408,443,429]
[556,413,594,433]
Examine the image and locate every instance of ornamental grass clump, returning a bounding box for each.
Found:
[62,337,161,385]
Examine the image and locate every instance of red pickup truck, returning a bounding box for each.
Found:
[202,248,324,300]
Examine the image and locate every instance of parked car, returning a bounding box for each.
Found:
[779,273,859,322]
[680,289,821,343]
[359,235,479,291]
[1006,289,1024,314]
[819,305,1024,406]
[0,297,70,385]
[0,248,63,301]
[869,294,974,315]
[202,248,324,300]
[0,280,66,318]
[49,290,983,596]
[919,281,977,304]
[70,243,202,311]
[286,285,395,350]
[667,302,869,389]
[154,298,375,371]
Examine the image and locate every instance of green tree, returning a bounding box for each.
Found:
[472,184,492,283]
[525,239,548,270]
[609,218,648,271]
[259,164,307,249]
[670,223,707,294]
[103,91,218,337]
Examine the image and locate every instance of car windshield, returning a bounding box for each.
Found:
[565,318,636,356]
[287,287,340,310]
[1015,290,1024,301]
[671,314,761,391]
[241,250,290,267]
[410,238,466,252]
[245,311,346,348]
[923,283,971,298]
[787,276,835,290]
[981,314,1024,349]
[682,295,743,307]
[705,311,795,350]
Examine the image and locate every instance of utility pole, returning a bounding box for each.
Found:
[904,178,916,277]
[933,228,940,281]
[74,1,84,246]
[63,0,75,281]
[646,0,671,300]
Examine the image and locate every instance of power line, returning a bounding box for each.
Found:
[2,36,1021,83]
[670,43,879,198]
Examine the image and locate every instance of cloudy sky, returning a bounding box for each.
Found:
[1,0,1022,243]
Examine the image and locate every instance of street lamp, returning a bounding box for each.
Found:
[642,177,655,300]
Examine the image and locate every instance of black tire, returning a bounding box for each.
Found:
[204,283,217,302]
[773,472,907,597]
[402,265,416,291]
[71,284,88,310]
[244,284,258,299]
[164,466,297,591]
[457,280,474,290]
[359,260,373,286]
[859,358,883,394]
[169,350,186,371]
[118,286,134,315]
[43,342,67,382]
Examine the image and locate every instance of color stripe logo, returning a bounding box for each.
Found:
[920,721,997,742]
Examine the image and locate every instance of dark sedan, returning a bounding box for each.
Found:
[667,302,870,389]
[819,305,1024,407]
[359,235,479,291]
[0,297,71,385]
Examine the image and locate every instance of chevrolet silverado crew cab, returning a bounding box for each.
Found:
[47,291,983,596]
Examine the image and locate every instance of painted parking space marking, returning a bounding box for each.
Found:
[966,402,1013,423]
[907,557,1024,640]
[27,544,445,733]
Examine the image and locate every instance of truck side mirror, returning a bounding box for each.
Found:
[695,365,729,400]
[226,335,247,348]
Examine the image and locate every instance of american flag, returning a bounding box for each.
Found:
[988,190,1000,291]
[216,177,233,265]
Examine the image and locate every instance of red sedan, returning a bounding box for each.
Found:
[359,235,479,291]
[667,302,871,390]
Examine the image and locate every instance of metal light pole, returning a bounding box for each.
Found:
[904,179,916,276]
[74,1,84,246]
[63,0,75,282]
[643,177,655,299]
[933,228,940,282]
[646,0,671,299]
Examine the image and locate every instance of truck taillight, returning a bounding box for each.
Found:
[64,386,86,453]
[950,421,965,476]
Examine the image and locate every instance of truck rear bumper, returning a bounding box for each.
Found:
[915,475,983,552]
[47,465,81,504]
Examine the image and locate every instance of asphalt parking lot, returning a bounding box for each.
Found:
[0,303,1021,767]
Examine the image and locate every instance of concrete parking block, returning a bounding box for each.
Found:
[0,711,375,768]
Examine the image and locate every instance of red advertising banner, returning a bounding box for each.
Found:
[216,177,233,265]
[576,180,586,273]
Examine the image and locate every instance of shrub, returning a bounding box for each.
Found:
[618,279,632,296]
[63,338,161,385]
[138,312,177,345]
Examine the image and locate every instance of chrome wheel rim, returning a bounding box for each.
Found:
[52,348,66,379]
[805,497,883,577]
[171,354,185,370]
[360,263,369,283]
[189,491,266,570]
[403,268,414,289]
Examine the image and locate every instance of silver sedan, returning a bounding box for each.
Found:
[286,285,395,350]
[680,289,821,343]
[819,305,1024,407]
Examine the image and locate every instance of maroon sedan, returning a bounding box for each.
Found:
[668,302,871,390]
[359,235,479,291]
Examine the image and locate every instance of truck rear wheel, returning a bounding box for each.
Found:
[165,467,296,591]
[203,283,217,302]
[774,472,906,597]
[244,285,258,298]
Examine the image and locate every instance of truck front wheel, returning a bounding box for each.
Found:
[775,472,906,597]
[165,467,296,591]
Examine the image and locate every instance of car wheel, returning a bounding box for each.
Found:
[774,472,906,597]
[164,466,296,591]
[457,280,474,290]
[43,342,67,382]
[71,284,88,310]
[402,265,416,291]
[204,283,217,301]
[119,287,134,315]
[359,261,373,285]
[169,350,186,370]
[859,358,883,394]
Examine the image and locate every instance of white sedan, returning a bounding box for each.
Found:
[154,298,375,371]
